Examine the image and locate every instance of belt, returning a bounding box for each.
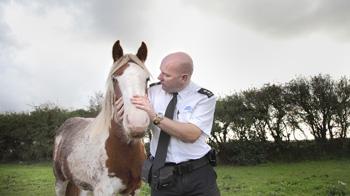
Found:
[165,155,209,175]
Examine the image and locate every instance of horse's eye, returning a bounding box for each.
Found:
[146,77,150,82]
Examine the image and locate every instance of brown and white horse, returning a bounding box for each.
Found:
[53,40,150,196]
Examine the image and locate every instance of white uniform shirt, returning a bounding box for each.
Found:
[148,81,216,163]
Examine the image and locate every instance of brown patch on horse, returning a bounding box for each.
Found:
[114,63,130,76]
[65,181,80,196]
[105,120,146,195]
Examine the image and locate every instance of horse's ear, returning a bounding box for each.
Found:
[112,40,124,62]
[136,42,147,62]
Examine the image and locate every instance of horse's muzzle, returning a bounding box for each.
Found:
[129,131,146,139]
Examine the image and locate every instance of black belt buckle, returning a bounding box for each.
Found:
[174,163,193,175]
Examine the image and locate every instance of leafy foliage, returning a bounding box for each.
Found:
[1,75,350,164]
[0,98,101,162]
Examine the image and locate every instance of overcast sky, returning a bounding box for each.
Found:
[1,0,350,112]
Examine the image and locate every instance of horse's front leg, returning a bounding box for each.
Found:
[120,189,141,196]
[55,180,68,196]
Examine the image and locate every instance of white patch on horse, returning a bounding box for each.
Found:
[94,175,124,196]
[79,189,93,196]
[53,135,62,160]
[55,180,68,196]
[67,125,111,189]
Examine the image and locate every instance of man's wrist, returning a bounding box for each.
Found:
[153,113,164,125]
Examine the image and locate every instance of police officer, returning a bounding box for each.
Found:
[128,52,220,196]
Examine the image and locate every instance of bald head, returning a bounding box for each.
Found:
[161,52,193,76]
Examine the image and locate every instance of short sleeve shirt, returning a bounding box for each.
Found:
[148,81,216,163]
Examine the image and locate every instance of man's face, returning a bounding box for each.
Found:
[157,63,184,93]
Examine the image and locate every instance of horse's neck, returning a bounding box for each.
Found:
[106,121,144,159]
[109,120,130,144]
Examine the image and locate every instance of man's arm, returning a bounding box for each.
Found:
[154,117,201,143]
[131,95,201,143]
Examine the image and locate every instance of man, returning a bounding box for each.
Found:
[120,52,220,195]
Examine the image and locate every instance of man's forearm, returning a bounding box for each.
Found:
[156,118,201,143]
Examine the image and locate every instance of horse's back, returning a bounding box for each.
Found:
[55,117,94,136]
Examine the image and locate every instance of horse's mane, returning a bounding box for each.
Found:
[89,54,149,135]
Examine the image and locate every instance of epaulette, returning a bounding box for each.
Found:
[149,82,161,87]
[198,88,214,98]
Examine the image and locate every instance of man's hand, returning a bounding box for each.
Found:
[114,97,124,125]
[131,95,156,120]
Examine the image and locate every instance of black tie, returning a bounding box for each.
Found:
[152,92,178,174]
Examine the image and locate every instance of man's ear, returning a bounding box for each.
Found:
[182,74,189,82]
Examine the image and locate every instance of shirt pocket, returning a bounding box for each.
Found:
[177,105,193,122]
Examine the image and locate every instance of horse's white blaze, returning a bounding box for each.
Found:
[116,63,150,136]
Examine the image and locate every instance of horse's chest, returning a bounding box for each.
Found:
[105,138,146,192]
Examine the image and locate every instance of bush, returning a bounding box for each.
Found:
[218,140,267,165]
[0,104,96,162]
[217,139,350,165]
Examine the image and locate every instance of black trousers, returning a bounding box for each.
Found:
[151,164,220,196]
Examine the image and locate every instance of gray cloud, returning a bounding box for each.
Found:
[5,0,152,43]
[1,0,350,112]
[188,0,350,39]
[21,0,154,44]
[83,0,152,44]
[0,0,154,112]
[0,2,15,55]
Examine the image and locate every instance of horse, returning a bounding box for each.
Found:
[53,40,150,196]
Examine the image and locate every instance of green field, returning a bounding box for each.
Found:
[0,159,349,196]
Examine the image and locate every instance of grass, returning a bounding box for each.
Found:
[0,162,53,196]
[217,159,350,196]
[0,159,349,195]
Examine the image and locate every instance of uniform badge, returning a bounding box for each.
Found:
[198,88,214,98]
[184,105,192,112]
[149,81,161,87]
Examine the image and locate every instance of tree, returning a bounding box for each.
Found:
[259,84,289,143]
[210,97,232,148]
[87,91,104,116]
[334,76,350,138]
[242,88,268,142]
[286,75,337,143]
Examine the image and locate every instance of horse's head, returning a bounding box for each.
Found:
[107,40,150,140]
